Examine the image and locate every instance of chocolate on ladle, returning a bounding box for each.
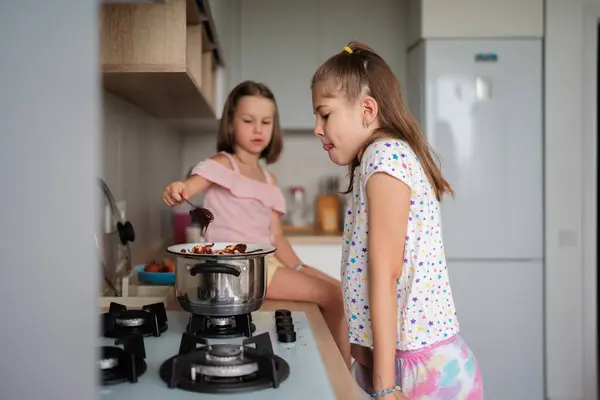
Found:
[189,207,214,236]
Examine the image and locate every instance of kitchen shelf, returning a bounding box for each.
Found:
[100,0,223,119]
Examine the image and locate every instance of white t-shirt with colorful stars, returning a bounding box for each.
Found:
[341,138,460,351]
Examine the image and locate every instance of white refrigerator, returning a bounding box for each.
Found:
[407,39,544,400]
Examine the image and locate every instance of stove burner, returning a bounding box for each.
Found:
[191,345,260,378]
[210,317,233,327]
[159,332,290,393]
[115,316,144,327]
[100,334,147,385]
[102,302,168,339]
[187,313,255,339]
[206,345,243,361]
[99,355,120,370]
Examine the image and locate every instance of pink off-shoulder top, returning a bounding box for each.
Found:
[190,152,286,245]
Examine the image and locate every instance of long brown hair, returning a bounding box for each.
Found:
[311,42,453,200]
[217,80,283,164]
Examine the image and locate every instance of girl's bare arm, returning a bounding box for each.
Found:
[366,172,410,398]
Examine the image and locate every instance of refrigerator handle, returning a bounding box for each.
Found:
[475,77,492,101]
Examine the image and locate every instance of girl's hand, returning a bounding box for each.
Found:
[351,344,373,368]
[162,181,188,206]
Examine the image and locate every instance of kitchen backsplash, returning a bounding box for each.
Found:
[180,132,348,213]
[102,92,182,264]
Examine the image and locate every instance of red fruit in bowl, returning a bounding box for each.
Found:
[162,259,175,273]
[145,263,161,273]
[162,264,175,273]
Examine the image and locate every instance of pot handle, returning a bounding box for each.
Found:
[189,263,241,277]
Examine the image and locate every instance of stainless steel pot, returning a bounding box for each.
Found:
[167,242,277,316]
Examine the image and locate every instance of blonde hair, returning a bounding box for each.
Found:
[311,42,453,200]
[217,80,283,164]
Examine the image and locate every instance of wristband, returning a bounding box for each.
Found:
[370,385,402,398]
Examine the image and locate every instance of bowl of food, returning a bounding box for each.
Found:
[134,259,175,285]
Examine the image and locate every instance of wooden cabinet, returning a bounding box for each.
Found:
[101,0,225,119]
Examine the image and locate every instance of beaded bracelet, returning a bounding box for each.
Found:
[370,385,402,398]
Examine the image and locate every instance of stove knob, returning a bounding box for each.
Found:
[277,329,297,343]
[275,309,292,318]
[276,321,294,331]
[275,315,293,324]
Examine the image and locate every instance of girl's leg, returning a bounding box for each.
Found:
[266,265,351,367]
[298,264,341,287]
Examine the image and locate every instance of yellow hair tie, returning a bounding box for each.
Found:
[343,46,353,54]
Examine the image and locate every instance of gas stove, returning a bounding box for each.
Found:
[98,306,337,399]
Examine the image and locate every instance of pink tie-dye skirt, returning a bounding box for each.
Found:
[352,335,484,400]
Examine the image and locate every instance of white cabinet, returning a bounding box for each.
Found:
[316,0,407,88]
[292,244,342,280]
[238,0,319,131]
[208,0,240,118]
[407,0,544,47]
[228,0,407,130]
[449,260,544,400]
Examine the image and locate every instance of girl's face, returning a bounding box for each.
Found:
[312,89,374,166]
[232,95,275,155]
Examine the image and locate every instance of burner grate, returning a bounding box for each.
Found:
[100,333,147,385]
[102,302,168,339]
[159,332,290,394]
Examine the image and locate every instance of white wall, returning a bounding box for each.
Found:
[102,92,182,264]
[582,7,599,400]
[546,1,598,399]
[0,1,99,398]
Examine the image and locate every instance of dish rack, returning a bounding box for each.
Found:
[99,270,174,309]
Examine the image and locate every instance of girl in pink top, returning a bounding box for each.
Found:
[162,81,351,366]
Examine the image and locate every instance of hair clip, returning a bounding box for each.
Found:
[343,46,353,54]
